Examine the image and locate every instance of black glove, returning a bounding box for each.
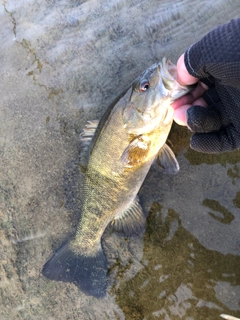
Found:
[184,18,240,153]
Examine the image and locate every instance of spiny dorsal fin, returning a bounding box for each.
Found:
[110,196,146,236]
[80,120,99,145]
[154,143,179,174]
[79,120,99,169]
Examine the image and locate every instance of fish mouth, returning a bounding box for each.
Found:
[161,57,196,100]
[161,57,177,80]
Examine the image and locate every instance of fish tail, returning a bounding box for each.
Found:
[42,239,108,298]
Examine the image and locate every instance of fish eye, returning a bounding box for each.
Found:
[139,81,149,92]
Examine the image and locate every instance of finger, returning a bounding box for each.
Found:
[202,87,221,106]
[173,98,207,126]
[173,104,191,126]
[172,81,208,110]
[187,105,222,133]
[190,124,240,153]
[176,54,199,85]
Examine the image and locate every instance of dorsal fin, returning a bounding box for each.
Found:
[79,120,99,169]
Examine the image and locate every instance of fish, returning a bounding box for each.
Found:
[42,57,193,297]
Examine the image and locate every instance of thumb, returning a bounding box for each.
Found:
[176,54,198,86]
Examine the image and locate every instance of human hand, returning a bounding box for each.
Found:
[171,19,240,153]
[172,54,208,126]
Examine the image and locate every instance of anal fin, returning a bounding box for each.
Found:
[110,196,146,236]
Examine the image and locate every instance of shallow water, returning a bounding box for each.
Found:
[1,1,240,319]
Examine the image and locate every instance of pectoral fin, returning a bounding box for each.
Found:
[121,135,151,168]
[110,196,146,236]
[154,143,179,174]
[79,120,99,169]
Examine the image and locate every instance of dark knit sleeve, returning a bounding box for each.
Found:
[184,18,240,88]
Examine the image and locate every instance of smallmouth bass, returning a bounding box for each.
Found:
[42,57,193,297]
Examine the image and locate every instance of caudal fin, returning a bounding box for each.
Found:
[42,240,108,298]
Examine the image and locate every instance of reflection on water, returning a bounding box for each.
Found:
[115,202,240,319]
[1,0,240,319]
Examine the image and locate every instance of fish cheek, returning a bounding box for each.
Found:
[121,136,151,168]
[122,101,144,132]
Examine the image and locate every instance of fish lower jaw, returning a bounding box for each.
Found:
[162,109,174,126]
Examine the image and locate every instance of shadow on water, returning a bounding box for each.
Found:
[114,203,240,320]
[202,199,234,225]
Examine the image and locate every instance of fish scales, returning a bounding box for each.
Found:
[77,98,170,244]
